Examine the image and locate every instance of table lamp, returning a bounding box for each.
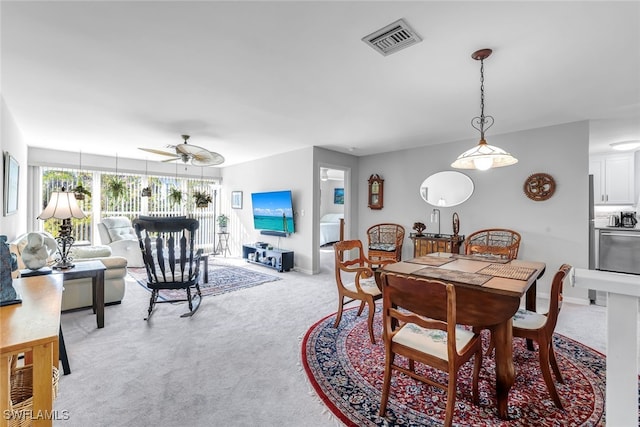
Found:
[37,188,86,269]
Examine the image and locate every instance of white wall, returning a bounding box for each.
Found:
[220,147,315,273]
[320,179,344,217]
[0,96,28,240]
[357,121,590,303]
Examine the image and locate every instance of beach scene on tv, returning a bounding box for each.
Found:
[251,190,295,233]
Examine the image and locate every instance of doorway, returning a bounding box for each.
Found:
[318,167,346,272]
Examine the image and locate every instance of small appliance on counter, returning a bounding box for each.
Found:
[620,211,638,228]
[608,214,620,227]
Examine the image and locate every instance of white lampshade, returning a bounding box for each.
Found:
[38,191,86,220]
[451,140,518,171]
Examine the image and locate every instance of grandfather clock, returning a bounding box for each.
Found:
[368,174,384,210]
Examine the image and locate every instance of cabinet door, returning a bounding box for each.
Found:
[604,156,635,204]
[589,158,605,204]
[590,154,635,205]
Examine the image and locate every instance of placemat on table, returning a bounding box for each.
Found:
[413,266,492,286]
[478,263,536,281]
[405,257,454,267]
[453,254,511,264]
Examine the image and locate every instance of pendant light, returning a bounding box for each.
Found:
[141,159,152,197]
[451,48,518,171]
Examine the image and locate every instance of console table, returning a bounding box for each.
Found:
[410,233,464,257]
[242,244,294,272]
[1,275,63,427]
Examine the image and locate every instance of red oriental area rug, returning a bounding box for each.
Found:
[301,306,627,426]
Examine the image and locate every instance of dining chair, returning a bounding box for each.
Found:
[333,240,395,344]
[464,228,521,259]
[511,263,573,409]
[378,271,483,427]
[132,216,203,320]
[367,223,405,262]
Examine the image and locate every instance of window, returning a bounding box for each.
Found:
[41,167,218,252]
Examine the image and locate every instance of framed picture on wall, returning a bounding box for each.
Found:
[3,152,19,216]
[231,191,243,209]
[334,188,344,205]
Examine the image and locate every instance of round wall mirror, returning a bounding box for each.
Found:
[419,171,474,207]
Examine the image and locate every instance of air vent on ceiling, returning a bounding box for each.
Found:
[362,18,422,56]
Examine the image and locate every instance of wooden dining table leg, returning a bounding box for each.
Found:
[525,280,537,350]
[493,319,515,420]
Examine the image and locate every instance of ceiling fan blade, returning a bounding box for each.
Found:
[161,157,180,163]
[176,143,207,156]
[192,151,225,166]
[139,147,179,157]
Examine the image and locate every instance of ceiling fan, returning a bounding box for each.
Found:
[139,135,224,166]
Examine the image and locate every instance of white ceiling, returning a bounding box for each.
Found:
[3,1,639,167]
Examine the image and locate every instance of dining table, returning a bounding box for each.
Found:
[377,252,546,420]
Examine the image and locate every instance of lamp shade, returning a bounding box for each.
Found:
[451,140,518,171]
[38,191,86,220]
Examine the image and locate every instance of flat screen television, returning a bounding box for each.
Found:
[251,190,295,234]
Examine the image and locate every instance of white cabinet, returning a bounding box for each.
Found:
[589,153,635,205]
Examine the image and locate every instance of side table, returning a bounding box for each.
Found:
[56,260,106,329]
[1,275,63,427]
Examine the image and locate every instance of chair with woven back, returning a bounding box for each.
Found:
[333,240,396,344]
[366,223,405,262]
[464,228,521,260]
[378,271,483,427]
[132,216,203,320]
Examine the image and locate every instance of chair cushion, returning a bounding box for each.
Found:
[513,308,547,330]
[70,245,112,259]
[344,277,381,297]
[369,243,396,252]
[393,323,476,361]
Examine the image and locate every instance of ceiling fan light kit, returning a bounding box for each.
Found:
[451,48,518,171]
[139,135,225,166]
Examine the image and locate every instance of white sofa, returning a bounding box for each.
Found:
[97,216,144,267]
[10,232,128,311]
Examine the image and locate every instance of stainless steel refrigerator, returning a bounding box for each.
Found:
[588,175,600,303]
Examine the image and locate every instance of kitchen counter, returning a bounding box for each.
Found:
[595,226,640,231]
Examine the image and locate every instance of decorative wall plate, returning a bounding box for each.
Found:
[523,173,556,201]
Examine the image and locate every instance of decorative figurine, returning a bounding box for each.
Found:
[413,222,426,236]
[22,232,57,270]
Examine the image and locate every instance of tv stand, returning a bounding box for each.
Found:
[242,244,294,272]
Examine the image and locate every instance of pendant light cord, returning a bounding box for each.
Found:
[472,56,494,140]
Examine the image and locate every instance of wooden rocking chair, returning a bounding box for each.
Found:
[132,217,203,320]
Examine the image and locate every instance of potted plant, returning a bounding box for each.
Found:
[105,176,127,201]
[217,214,229,232]
[141,186,152,197]
[73,182,91,201]
[193,190,212,208]
[168,187,183,206]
